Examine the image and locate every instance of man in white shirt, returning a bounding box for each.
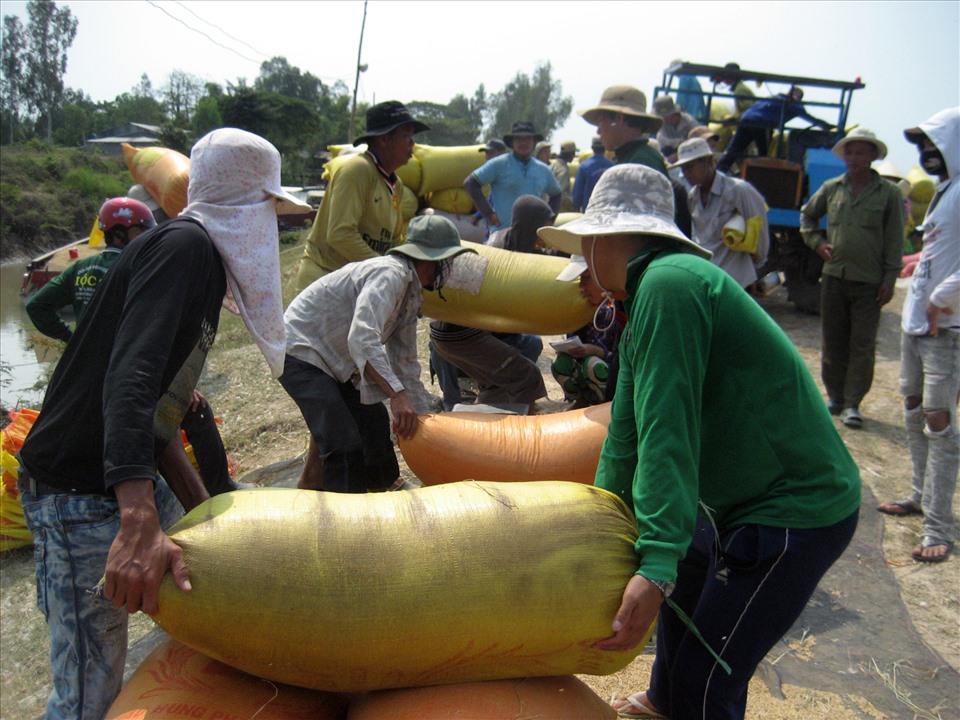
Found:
[670,138,769,290]
[280,214,474,492]
[877,107,960,564]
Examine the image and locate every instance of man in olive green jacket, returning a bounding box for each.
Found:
[801,128,903,428]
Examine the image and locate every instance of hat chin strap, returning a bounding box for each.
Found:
[589,241,618,332]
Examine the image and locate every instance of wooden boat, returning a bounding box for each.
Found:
[20,237,98,296]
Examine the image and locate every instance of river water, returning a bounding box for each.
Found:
[1,261,55,411]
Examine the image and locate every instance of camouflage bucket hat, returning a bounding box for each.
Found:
[537,164,711,260]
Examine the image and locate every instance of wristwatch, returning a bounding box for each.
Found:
[643,576,675,598]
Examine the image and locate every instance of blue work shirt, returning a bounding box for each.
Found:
[473,153,562,231]
[572,154,614,212]
[741,94,827,128]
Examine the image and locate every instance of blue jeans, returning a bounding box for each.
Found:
[647,511,858,720]
[19,478,183,720]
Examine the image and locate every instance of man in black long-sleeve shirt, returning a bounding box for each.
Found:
[17,129,309,720]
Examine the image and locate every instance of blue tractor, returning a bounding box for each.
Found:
[654,62,865,313]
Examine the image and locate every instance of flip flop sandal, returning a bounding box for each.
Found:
[912,543,953,563]
[614,692,667,718]
[876,499,922,516]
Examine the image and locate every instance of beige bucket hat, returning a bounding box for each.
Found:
[579,85,663,133]
[537,164,711,259]
[668,138,718,169]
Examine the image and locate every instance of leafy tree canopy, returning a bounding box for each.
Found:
[484,62,572,141]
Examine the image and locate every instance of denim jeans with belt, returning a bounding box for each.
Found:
[19,477,183,720]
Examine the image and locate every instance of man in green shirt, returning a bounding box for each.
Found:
[538,164,860,720]
[579,84,691,237]
[801,128,903,428]
[26,197,156,342]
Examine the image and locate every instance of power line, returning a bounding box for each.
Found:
[171,1,270,60]
[143,0,260,65]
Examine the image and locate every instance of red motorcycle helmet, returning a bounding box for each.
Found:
[97,197,157,236]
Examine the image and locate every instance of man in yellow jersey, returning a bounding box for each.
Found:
[296,101,429,291]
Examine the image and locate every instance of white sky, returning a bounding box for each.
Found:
[3,0,958,175]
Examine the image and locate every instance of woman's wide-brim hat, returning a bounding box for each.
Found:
[388,212,475,262]
[354,101,430,146]
[503,120,544,147]
[832,127,887,160]
[537,164,711,260]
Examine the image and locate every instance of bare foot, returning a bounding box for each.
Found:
[297,437,324,490]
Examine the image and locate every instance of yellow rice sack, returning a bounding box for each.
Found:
[414,144,485,196]
[427,187,475,215]
[122,144,190,218]
[421,240,595,334]
[152,482,643,693]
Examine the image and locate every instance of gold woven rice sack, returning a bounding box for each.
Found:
[122,144,190,218]
[414,144,486,196]
[153,482,643,692]
[427,187,475,215]
[421,241,595,335]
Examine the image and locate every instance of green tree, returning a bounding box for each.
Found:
[161,69,203,126]
[51,87,94,146]
[23,0,78,141]
[192,96,222,137]
[1,15,27,144]
[159,121,189,154]
[408,100,481,146]
[256,56,323,105]
[485,62,572,141]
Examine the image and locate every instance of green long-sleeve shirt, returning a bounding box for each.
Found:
[595,248,861,583]
[25,248,122,342]
[614,138,669,175]
[800,170,903,287]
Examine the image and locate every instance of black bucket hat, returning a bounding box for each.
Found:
[503,121,544,148]
[354,101,430,146]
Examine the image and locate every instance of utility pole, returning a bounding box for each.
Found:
[348,0,369,143]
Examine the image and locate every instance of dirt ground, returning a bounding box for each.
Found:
[1,246,957,719]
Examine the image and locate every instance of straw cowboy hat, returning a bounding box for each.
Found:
[579,85,663,133]
[832,128,887,160]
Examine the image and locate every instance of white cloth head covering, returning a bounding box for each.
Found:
[180,128,310,378]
